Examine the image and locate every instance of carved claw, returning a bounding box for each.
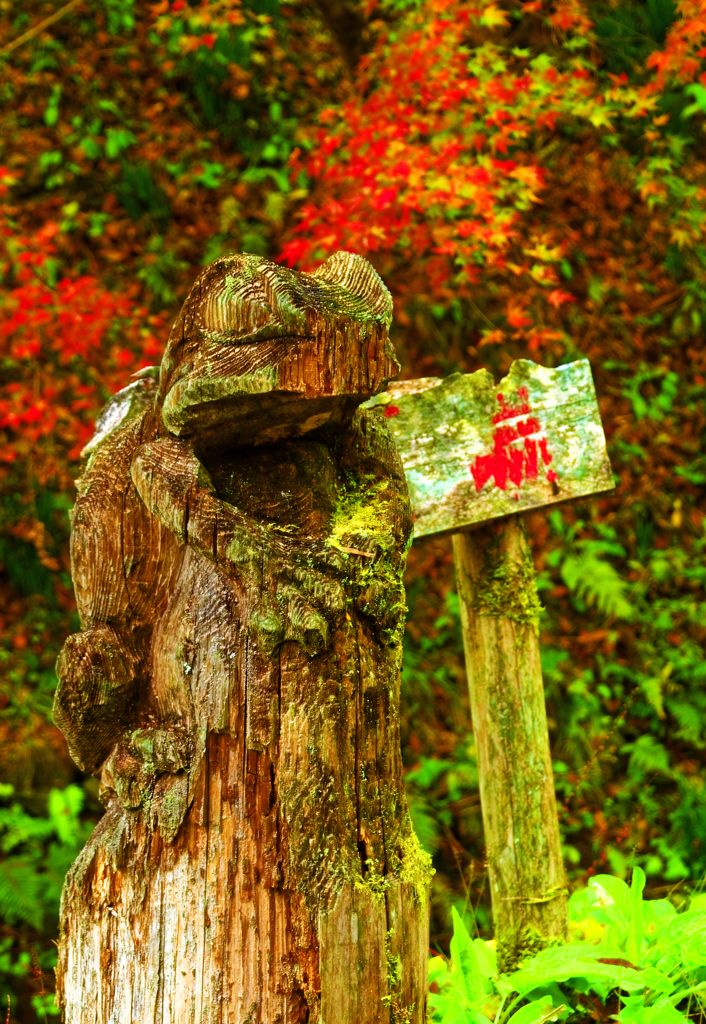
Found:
[53,625,141,775]
[100,726,193,842]
[131,437,346,656]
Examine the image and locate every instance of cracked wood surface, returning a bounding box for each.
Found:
[54,252,431,1024]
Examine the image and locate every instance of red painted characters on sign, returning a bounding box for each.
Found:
[470,386,558,493]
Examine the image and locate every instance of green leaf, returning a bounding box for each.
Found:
[80,137,102,160]
[642,898,676,938]
[193,161,225,189]
[406,757,449,790]
[429,955,449,986]
[87,212,111,238]
[44,84,62,126]
[587,276,606,305]
[105,127,138,160]
[440,1006,491,1024]
[680,83,706,120]
[38,150,63,174]
[472,938,497,979]
[626,867,645,964]
[48,785,84,846]
[659,909,706,951]
[450,906,484,1004]
[408,797,441,855]
[96,99,124,118]
[510,944,646,993]
[589,873,631,919]
[620,996,691,1023]
[506,1001,567,1024]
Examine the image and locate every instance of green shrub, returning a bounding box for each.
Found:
[0,783,94,1016]
[428,868,706,1023]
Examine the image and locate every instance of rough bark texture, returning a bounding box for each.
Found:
[452,517,567,971]
[54,252,432,1024]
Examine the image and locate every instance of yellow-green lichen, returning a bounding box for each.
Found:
[326,476,394,553]
[325,471,407,645]
[382,928,415,1023]
[385,929,402,990]
[389,1001,415,1024]
[353,859,389,904]
[398,819,435,907]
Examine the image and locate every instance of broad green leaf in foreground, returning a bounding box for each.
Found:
[506,999,567,1024]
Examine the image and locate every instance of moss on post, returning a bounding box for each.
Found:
[464,528,543,636]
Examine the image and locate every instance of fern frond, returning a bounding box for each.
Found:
[628,735,672,778]
[0,857,44,929]
[0,805,54,855]
[667,699,706,748]
[561,551,633,620]
[640,676,666,719]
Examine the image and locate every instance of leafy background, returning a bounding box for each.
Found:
[0,0,705,1019]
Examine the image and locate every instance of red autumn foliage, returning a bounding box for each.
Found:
[0,171,165,470]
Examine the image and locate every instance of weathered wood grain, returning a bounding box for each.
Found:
[453,520,567,970]
[364,359,614,538]
[54,252,431,1024]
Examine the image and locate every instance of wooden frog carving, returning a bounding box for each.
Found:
[53,252,431,1024]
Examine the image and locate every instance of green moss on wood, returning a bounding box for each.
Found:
[383,929,415,1023]
[496,923,562,974]
[464,532,543,636]
[325,468,408,647]
[397,819,435,908]
[353,858,389,904]
[326,476,393,553]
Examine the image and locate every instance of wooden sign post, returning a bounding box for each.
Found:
[364,359,614,969]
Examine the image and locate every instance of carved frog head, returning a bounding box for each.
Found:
[155,251,400,452]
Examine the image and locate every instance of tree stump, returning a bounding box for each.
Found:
[53,252,432,1024]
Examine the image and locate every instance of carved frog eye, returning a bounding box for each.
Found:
[157,251,400,452]
[180,250,394,343]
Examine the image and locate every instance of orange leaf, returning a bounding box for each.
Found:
[547,288,576,308]
[506,302,534,328]
[478,328,506,346]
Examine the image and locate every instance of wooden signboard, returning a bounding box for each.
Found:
[363,358,613,538]
[364,358,614,967]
